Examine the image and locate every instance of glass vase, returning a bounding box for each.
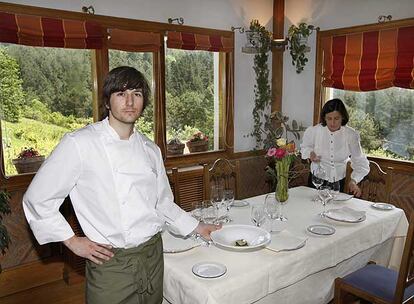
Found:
[275,158,290,221]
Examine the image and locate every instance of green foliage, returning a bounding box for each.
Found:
[287,23,319,73]
[0,190,11,257]
[249,20,272,149]
[348,108,382,152]
[0,48,25,122]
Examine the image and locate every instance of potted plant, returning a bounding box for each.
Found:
[0,190,11,273]
[167,138,185,156]
[12,147,45,174]
[287,23,319,73]
[186,131,209,153]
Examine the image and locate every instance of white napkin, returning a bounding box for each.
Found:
[162,230,200,253]
[325,207,366,222]
[333,193,354,201]
[266,230,307,252]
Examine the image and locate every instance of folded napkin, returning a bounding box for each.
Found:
[266,230,307,252]
[162,230,200,253]
[325,207,366,222]
[333,193,353,201]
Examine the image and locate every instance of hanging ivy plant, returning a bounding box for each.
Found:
[287,23,319,73]
[249,20,272,149]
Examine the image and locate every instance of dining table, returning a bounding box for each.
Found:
[161,186,408,304]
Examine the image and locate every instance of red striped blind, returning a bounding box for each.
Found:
[167,31,233,52]
[322,25,414,91]
[0,12,104,49]
[108,29,161,52]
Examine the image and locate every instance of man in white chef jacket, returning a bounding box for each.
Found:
[23,66,220,304]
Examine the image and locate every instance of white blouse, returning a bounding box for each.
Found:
[23,118,198,248]
[300,124,369,183]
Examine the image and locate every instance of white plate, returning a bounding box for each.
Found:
[371,203,395,211]
[232,200,249,207]
[211,224,271,251]
[162,230,200,253]
[307,224,336,236]
[333,193,354,201]
[324,207,366,223]
[192,262,227,278]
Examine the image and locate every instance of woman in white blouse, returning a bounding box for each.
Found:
[301,98,370,197]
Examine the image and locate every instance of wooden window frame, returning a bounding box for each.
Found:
[0,2,235,189]
[314,17,414,171]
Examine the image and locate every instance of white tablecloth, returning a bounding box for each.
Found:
[163,186,408,304]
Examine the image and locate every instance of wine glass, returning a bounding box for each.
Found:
[251,204,266,227]
[201,200,217,224]
[223,189,234,222]
[210,185,226,223]
[318,186,333,217]
[191,201,204,221]
[264,193,279,232]
[330,179,341,200]
[312,165,326,201]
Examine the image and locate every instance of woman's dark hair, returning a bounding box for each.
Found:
[320,98,349,126]
[102,66,151,118]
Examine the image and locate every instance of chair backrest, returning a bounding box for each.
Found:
[394,213,414,303]
[344,160,393,203]
[168,167,204,212]
[203,158,241,200]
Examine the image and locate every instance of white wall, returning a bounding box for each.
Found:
[4,1,413,152]
[283,0,414,130]
[3,0,273,152]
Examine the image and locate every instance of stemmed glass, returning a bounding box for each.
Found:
[211,185,226,223]
[264,193,279,232]
[330,179,341,200]
[312,165,326,202]
[251,204,266,227]
[318,186,333,217]
[223,189,234,222]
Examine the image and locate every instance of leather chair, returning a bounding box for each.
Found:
[344,160,393,203]
[334,213,414,304]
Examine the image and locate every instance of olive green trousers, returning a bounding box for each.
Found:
[85,233,163,304]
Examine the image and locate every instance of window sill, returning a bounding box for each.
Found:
[368,156,414,174]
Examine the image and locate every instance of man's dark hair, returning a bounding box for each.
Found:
[320,98,349,126]
[102,66,151,118]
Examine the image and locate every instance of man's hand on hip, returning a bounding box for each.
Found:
[63,235,114,265]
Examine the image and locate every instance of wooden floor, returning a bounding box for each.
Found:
[0,280,85,304]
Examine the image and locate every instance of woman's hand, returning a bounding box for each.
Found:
[310,151,321,162]
[194,222,222,240]
[63,235,114,265]
[348,179,362,197]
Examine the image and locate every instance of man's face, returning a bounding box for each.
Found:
[108,89,144,125]
[325,110,343,132]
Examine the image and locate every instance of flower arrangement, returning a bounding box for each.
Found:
[12,147,45,174]
[186,131,209,153]
[16,147,41,159]
[167,138,185,156]
[188,131,209,143]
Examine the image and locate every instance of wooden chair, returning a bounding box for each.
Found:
[203,158,241,200]
[344,160,393,203]
[167,166,205,212]
[334,213,414,304]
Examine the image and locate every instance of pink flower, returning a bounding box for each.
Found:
[267,147,277,157]
[274,148,287,159]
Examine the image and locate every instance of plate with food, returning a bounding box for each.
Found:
[210,224,271,251]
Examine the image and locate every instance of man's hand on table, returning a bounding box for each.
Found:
[194,222,222,240]
[63,235,114,265]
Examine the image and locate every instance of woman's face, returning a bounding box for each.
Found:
[325,111,343,132]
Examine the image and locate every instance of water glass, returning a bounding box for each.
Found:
[191,201,204,221]
[264,193,279,232]
[312,165,326,190]
[223,189,234,222]
[318,186,333,217]
[330,180,341,199]
[202,200,217,224]
[251,204,266,227]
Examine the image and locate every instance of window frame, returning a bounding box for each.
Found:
[314,17,414,170]
[0,2,234,188]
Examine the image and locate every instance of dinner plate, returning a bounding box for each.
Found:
[371,203,395,211]
[162,230,200,253]
[324,207,366,223]
[192,262,227,278]
[210,224,271,251]
[232,200,249,207]
[333,193,354,201]
[307,224,336,236]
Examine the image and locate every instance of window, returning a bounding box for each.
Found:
[165,48,223,154]
[315,18,414,163]
[326,88,414,161]
[0,43,93,176]
[0,4,234,180]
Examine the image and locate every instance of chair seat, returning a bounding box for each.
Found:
[343,264,414,302]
